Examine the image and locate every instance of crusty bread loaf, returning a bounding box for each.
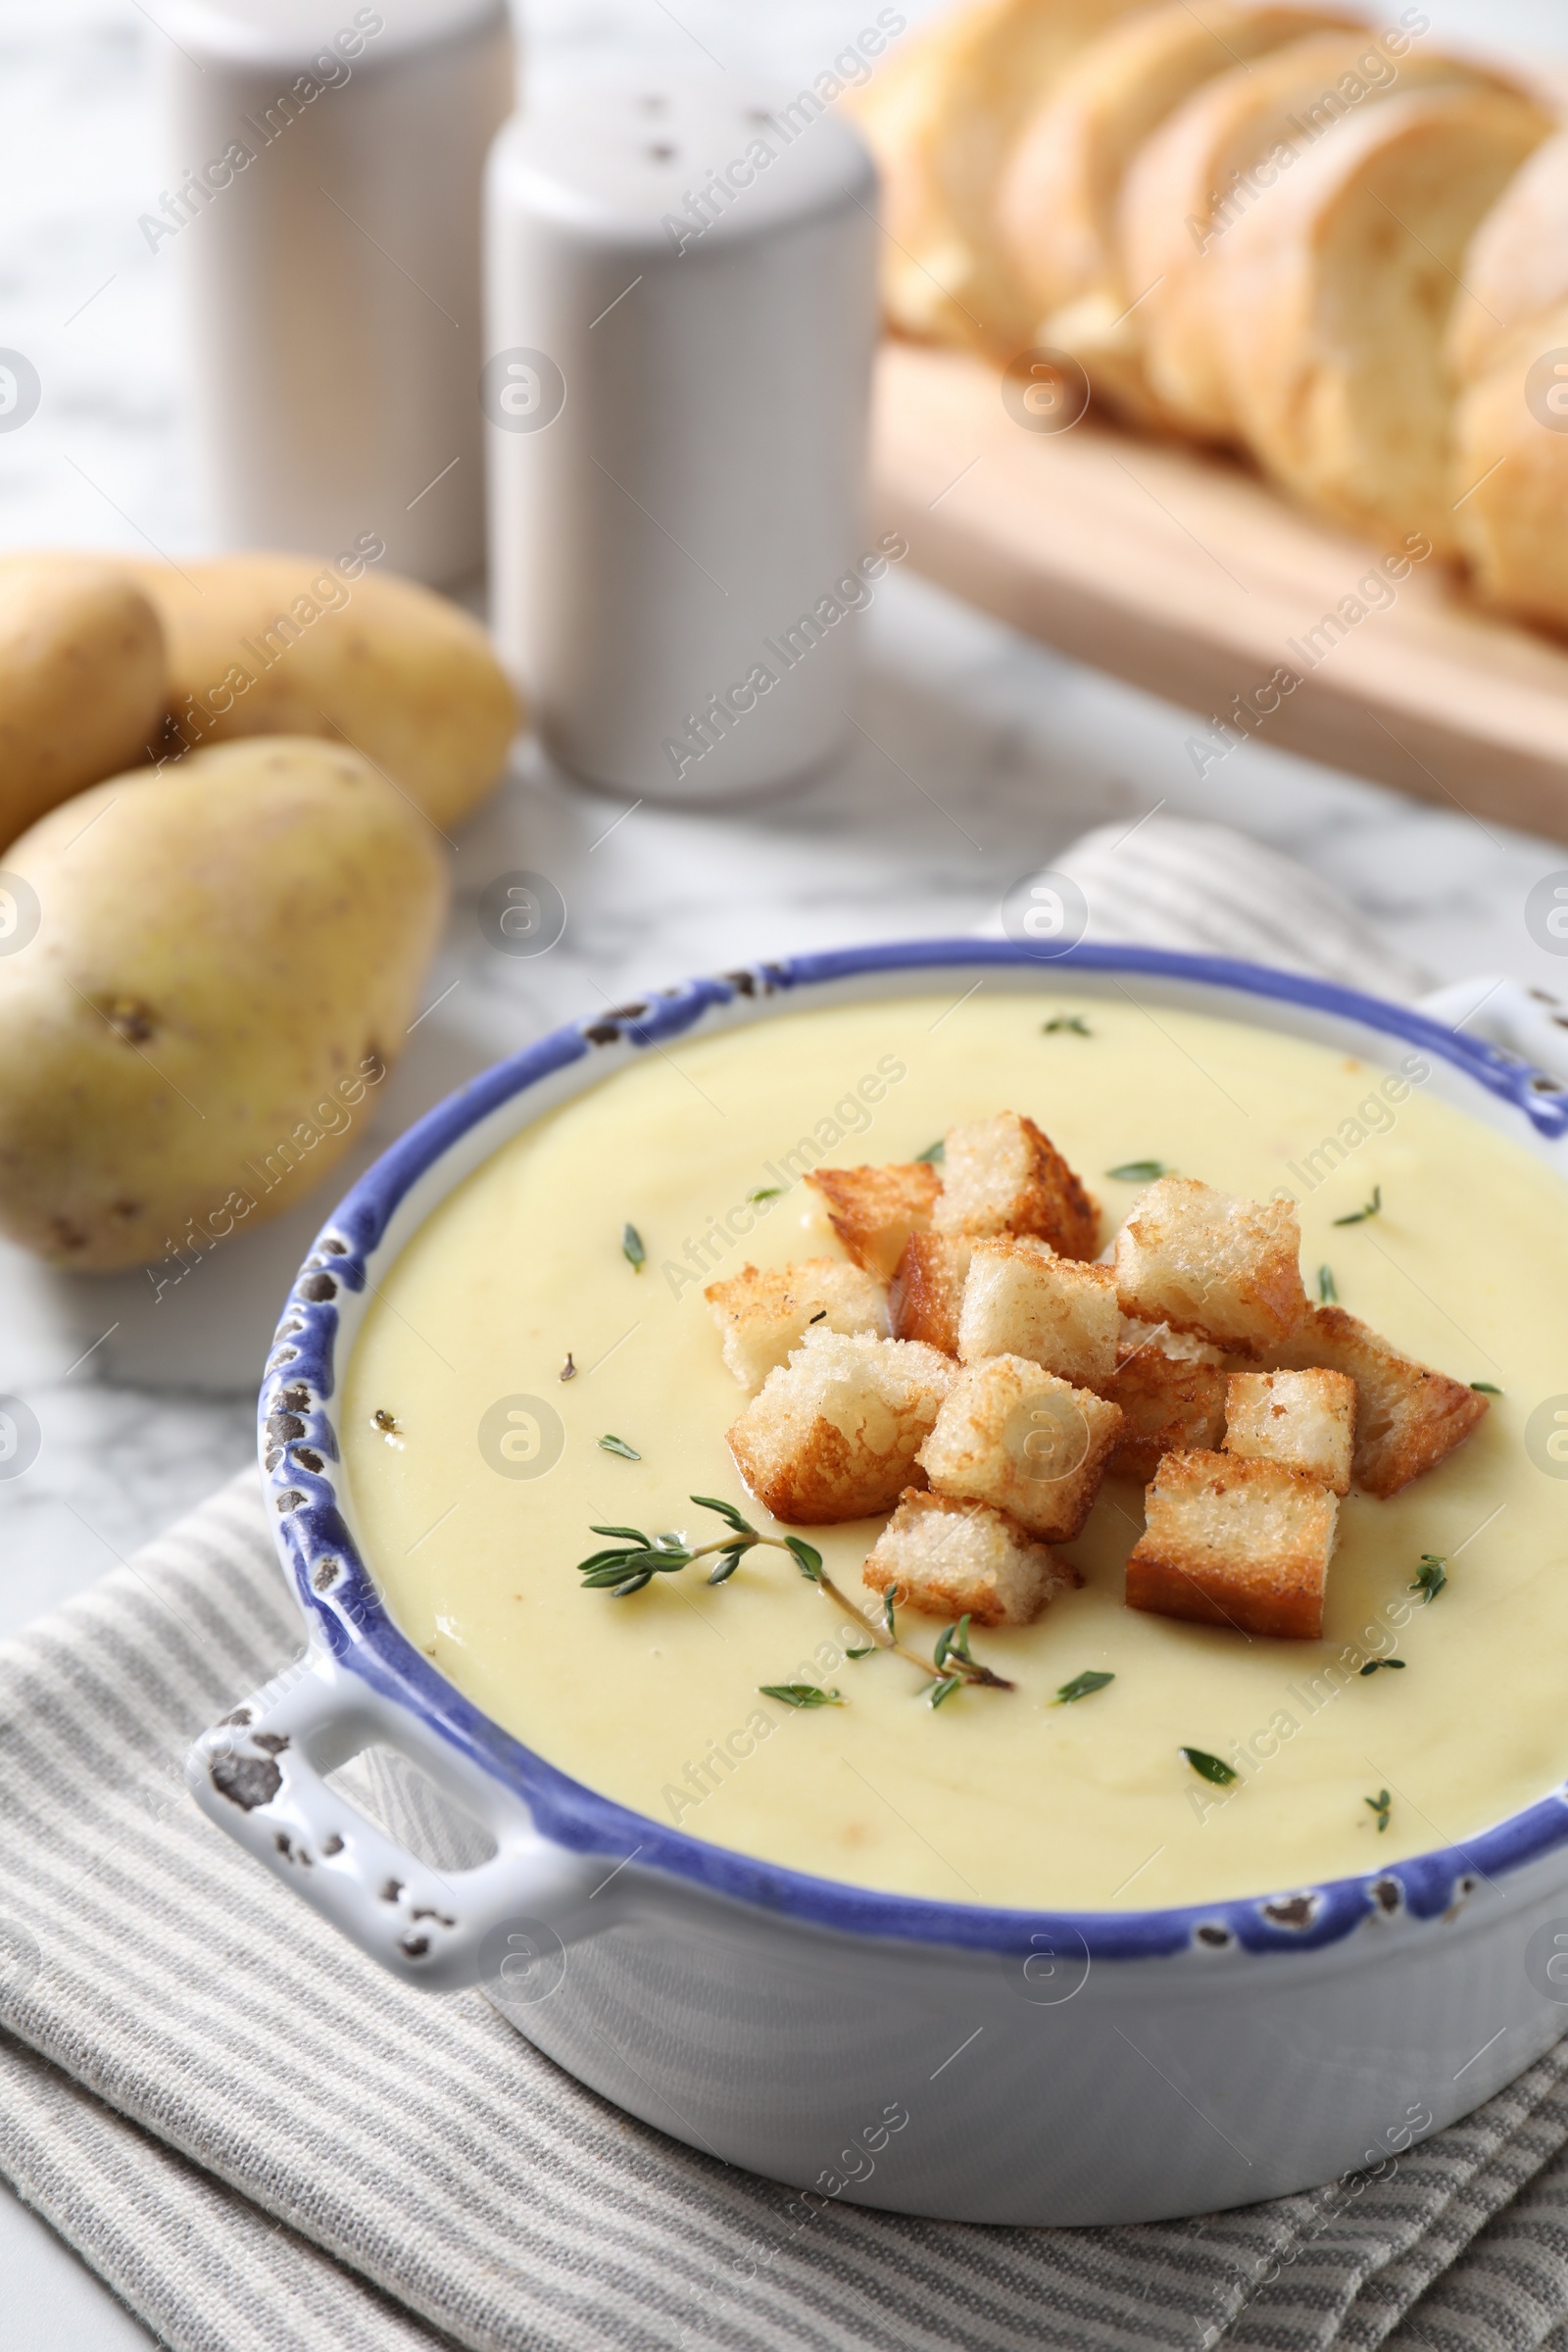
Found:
[846,0,1150,355]
[1452,304,1568,630]
[1448,125,1568,386]
[1214,87,1548,554]
[1121,30,1520,439]
[1000,3,1356,424]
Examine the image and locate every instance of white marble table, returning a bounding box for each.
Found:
[3,0,1567,2340]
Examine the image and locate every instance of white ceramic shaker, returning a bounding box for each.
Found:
[484,77,879,801]
[154,0,514,584]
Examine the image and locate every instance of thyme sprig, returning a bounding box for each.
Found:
[1359,1656,1405,1675]
[1333,1186,1382,1227]
[575,1497,1013,1698]
[1366,1788,1393,1833]
[1043,1015,1092,1036]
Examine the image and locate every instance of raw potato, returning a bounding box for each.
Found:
[0,553,165,850]
[0,737,449,1271]
[128,552,521,830]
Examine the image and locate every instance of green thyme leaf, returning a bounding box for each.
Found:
[1318,1264,1339,1303]
[1053,1670,1114,1705]
[1359,1657,1406,1675]
[690,1494,755,1535]
[882,1590,897,1639]
[845,1643,875,1660]
[784,1536,823,1583]
[608,1571,653,1596]
[748,1187,783,1202]
[621,1222,646,1271]
[1043,1015,1092,1036]
[932,1623,954,1670]
[1366,1788,1392,1834]
[1470,1381,1502,1395]
[705,1548,745,1586]
[1181,1746,1238,1786]
[914,1139,946,1164]
[598,1434,641,1460]
[1107,1159,1171,1183]
[1333,1185,1382,1227]
[927,1674,963,1709]
[760,1683,843,1709]
[588,1523,650,1544]
[1410,1553,1446,1604]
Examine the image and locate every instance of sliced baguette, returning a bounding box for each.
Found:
[1213,86,1548,553]
[1001,2,1357,423]
[1121,30,1521,439]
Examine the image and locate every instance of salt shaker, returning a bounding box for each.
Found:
[484,77,880,801]
[154,0,514,585]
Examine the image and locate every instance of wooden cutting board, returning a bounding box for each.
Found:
[871,341,1568,844]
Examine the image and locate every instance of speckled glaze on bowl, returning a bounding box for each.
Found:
[188,942,1568,2225]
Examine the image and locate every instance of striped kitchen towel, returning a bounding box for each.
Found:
[6,1438,1568,2351]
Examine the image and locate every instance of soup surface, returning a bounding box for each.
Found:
[341,990,1568,1910]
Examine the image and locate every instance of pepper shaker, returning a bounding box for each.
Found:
[484,76,880,800]
[155,0,514,584]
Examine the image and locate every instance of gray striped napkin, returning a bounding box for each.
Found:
[6,1476,1568,2352]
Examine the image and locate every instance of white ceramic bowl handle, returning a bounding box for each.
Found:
[185,1653,610,1990]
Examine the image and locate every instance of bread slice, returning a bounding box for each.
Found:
[917,1351,1123,1542]
[1214,87,1549,553]
[1103,1323,1228,1481]
[1447,125,1568,388]
[932,1111,1100,1256]
[1452,304,1568,631]
[1113,1176,1307,1350]
[1000,2,1351,422]
[1268,1304,1488,1496]
[1121,31,1523,439]
[956,1237,1119,1386]
[704,1259,888,1392]
[863,1488,1078,1625]
[1126,1448,1338,1639]
[726,1329,955,1525]
[846,0,1151,355]
[806,1160,941,1281]
[1446,129,1568,629]
[1224,1366,1355,1494]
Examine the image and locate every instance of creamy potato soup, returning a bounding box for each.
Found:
[341,993,1568,1911]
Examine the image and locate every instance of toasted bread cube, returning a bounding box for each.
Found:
[1114,1176,1307,1350]
[704,1259,889,1393]
[1268,1305,1489,1497]
[1103,1328,1228,1484]
[1126,1450,1339,1641]
[1225,1368,1355,1496]
[890,1233,973,1355]
[862,1489,1079,1628]
[726,1329,955,1525]
[806,1161,941,1281]
[932,1111,1100,1258]
[956,1240,1118,1387]
[916,1353,1123,1543]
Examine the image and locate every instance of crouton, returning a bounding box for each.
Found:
[890,1233,973,1355]
[957,1239,1119,1387]
[1126,1449,1339,1640]
[863,1489,1079,1628]
[1114,1176,1307,1350]
[916,1352,1123,1543]
[1268,1305,1488,1497]
[1103,1327,1228,1483]
[806,1161,941,1281]
[726,1329,955,1525]
[704,1258,889,1393]
[1224,1368,1355,1496]
[932,1111,1100,1259]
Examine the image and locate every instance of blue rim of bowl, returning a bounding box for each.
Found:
[260,940,1568,1963]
